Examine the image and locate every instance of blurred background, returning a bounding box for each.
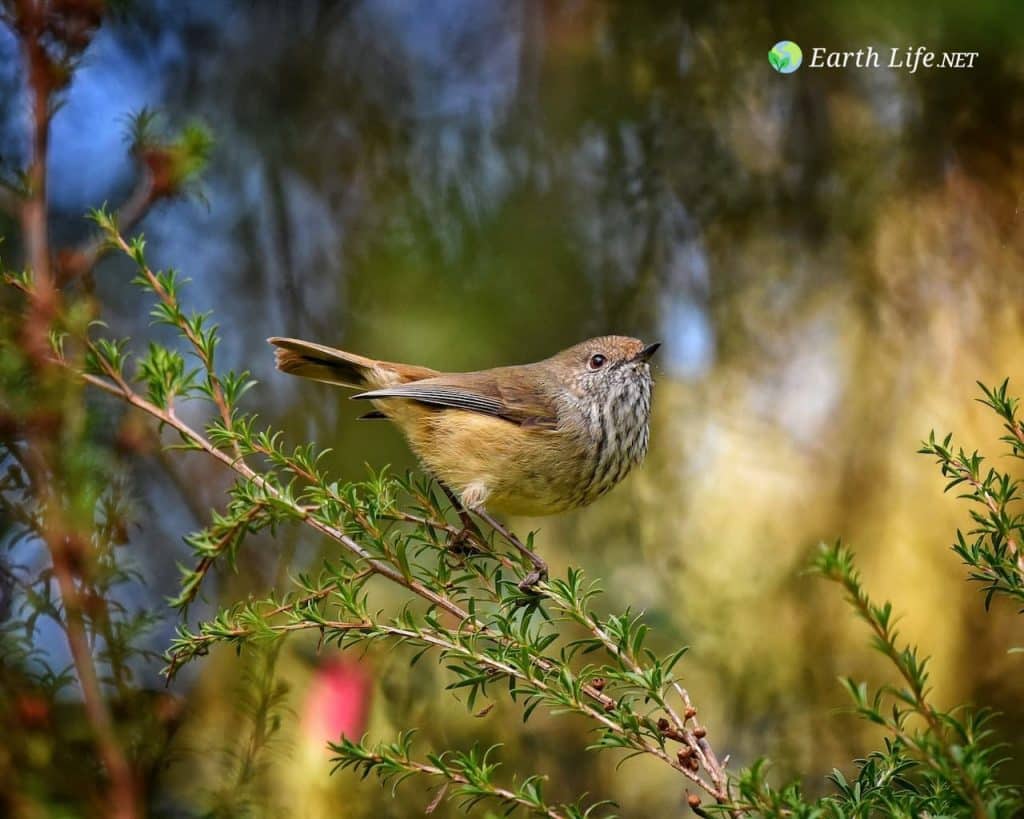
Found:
[3,1,1024,816]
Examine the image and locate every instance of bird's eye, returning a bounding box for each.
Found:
[588,354,607,371]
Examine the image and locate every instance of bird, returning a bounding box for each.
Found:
[268,335,659,516]
[268,335,659,581]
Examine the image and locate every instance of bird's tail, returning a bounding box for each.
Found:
[268,337,438,390]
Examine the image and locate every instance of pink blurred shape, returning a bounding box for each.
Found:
[302,658,372,751]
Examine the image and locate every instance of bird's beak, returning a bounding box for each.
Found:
[634,342,661,363]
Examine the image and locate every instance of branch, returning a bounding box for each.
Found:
[14,0,57,362]
[332,733,600,819]
[74,360,730,806]
[172,595,715,812]
[6,7,139,816]
[51,541,139,816]
[80,364,467,620]
[98,225,243,460]
[11,427,139,819]
[574,605,727,798]
[955,457,1024,574]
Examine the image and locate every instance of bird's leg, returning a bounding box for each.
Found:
[435,483,546,590]
[473,508,548,591]
[438,482,485,556]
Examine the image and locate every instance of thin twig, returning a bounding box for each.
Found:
[955,457,1024,575]
[56,173,159,286]
[572,607,730,802]
[474,507,547,581]
[379,758,572,819]
[82,364,465,619]
[107,230,243,461]
[178,501,268,609]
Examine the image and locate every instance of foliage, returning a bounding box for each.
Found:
[69,212,729,813]
[714,540,1020,818]
[2,4,1024,819]
[919,380,1024,609]
[709,386,1024,817]
[13,201,1024,817]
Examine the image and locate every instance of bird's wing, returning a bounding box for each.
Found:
[353,368,560,429]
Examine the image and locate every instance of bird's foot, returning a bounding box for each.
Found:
[448,525,483,557]
[437,482,486,556]
[469,506,548,593]
[517,563,548,593]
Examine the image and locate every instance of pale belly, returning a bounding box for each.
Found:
[388,402,647,517]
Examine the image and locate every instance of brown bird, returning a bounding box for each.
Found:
[268,335,659,519]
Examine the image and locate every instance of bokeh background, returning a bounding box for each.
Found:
[3,1,1024,816]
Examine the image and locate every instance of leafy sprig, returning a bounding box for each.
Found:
[331,732,615,818]
[814,542,1008,817]
[919,379,1024,607]
[70,217,734,812]
[713,541,1020,818]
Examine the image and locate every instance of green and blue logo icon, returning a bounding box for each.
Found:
[769,40,803,73]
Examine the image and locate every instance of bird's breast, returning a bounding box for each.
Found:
[569,383,651,508]
[384,381,651,516]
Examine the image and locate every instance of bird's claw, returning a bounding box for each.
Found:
[517,565,548,592]
[448,527,483,557]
